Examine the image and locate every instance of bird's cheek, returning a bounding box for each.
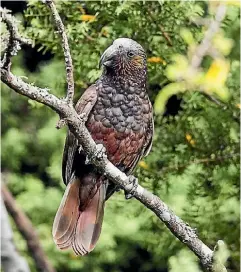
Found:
[132,56,144,68]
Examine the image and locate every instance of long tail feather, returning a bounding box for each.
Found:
[52,177,106,255]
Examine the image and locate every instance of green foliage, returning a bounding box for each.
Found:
[1,1,240,272]
[169,249,201,272]
[213,241,230,272]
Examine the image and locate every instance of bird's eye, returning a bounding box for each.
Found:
[127,51,135,58]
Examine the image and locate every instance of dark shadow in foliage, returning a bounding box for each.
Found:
[102,238,168,272]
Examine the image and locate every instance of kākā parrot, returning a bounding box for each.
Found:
[52,38,154,255]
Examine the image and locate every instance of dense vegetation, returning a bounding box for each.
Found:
[1,1,240,272]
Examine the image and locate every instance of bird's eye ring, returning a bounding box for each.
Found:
[127,51,135,58]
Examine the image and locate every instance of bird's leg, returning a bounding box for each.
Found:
[125,175,138,200]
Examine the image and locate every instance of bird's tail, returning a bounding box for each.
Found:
[52,177,106,255]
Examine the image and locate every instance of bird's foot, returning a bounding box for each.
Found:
[125,175,138,200]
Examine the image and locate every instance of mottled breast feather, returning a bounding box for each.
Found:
[86,75,153,174]
[62,76,153,195]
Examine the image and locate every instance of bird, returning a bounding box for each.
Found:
[52,38,154,255]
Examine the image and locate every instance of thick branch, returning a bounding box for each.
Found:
[1,183,56,272]
[44,0,75,105]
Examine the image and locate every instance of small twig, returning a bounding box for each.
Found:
[178,3,231,121]
[0,8,32,70]
[44,0,75,105]
[147,9,172,46]
[207,47,222,59]
[85,34,94,41]
[191,4,227,69]
[202,92,227,107]
[158,24,172,46]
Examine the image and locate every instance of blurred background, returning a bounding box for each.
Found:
[1,1,240,272]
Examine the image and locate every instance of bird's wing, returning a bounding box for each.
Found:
[105,111,153,200]
[143,104,154,157]
[62,84,98,185]
[126,112,154,175]
[55,84,107,255]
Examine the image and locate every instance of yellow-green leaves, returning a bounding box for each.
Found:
[213,33,233,56]
[154,3,235,115]
[180,28,195,46]
[165,55,189,81]
[154,82,186,114]
[203,58,230,101]
[213,241,230,272]
[169,249,201,272]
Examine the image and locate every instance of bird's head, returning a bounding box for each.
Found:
[99,38,147,77]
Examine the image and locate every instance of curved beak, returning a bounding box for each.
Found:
[99,45,117,69]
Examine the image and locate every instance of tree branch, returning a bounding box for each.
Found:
[191,4,227,69]
[1,192,30,272]
[0,7,32,70]
[147,9,172,46]
[44,0,75,105]
[0,6,228,272]
[1,183,56,272]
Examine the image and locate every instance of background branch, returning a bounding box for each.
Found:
[45,0,75,105]
[191,4,227,69]
[154,3,229,117]
[1,193,30,272]
[0,7,32,70]
[147,9,172,46]
[1,183,56,272]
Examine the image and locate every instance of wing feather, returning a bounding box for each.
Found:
[62,85,98,185]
